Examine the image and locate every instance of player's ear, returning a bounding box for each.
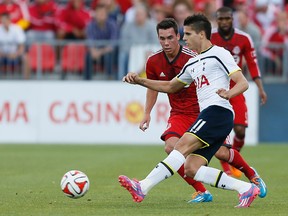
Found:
[176,33,180,41]
[200,30,205,39]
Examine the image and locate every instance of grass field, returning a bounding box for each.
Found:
[0,144,287,216]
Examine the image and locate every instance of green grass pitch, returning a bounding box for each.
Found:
[0,144,286,216]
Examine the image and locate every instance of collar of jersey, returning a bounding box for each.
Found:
[200,45,214,54]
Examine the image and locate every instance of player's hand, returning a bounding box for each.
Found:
[259,90,267,105]
[139,114,151,131]
[216,88,230,100]
[122,72,139,84]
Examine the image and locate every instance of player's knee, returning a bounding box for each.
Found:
[234,126,246,139]
[184,165,198,178]
[164,145,174,154]
[215,147,229,161]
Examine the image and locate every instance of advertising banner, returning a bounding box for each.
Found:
[0,81,258,145]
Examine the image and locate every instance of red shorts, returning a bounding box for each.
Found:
[229,93,248,127]
[161,114,197,141]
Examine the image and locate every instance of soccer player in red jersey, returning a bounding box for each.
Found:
[139,18,267,203]
[211,6,268,178]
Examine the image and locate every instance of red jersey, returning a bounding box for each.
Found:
[0,2,24,23]
[56,2,91,33]
[211,28,261,88]
[28,1,59,31]
[145,46,199,117]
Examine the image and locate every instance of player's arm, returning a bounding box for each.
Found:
[140,89,158,131]
[124,72,186,93]
[253,77,267,105]
[217,70,249,100]
[243,36,267,105]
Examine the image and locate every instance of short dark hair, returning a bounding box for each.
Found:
[0,12,10,18]
[156,18,179,35]
[216,6,233,17]
[183,14,211,39]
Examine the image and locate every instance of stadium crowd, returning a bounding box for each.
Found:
[0,0,287,80]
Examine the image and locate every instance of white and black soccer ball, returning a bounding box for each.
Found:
[60,170,90,199]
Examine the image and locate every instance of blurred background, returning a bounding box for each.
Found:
[0,0,287,144]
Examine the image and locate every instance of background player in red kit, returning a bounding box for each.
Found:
[140,18,267,202]
[142,17,212,203]
[211,6,268,177]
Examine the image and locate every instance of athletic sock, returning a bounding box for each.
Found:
[220,160,231,175]
[178,165,206,193]
[228,149,255,179]
[140,150,185,195]
[194,166,251,194]
[232,136,245,152]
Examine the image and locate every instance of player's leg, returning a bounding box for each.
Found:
[220,95,247,177]
[186,149,259,208]
[233,124,246,151]
[230,94,247,152]
[118,130,206,202]
[165,135,212,202]
[215,146,267,198]
[162,115,212,202]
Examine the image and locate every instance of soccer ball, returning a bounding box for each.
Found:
[60,170,90,199]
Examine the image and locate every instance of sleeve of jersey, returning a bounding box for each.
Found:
[243,37,262,79]
[145,58,157,80]
[219,48,241,76]
[176,63,193,85]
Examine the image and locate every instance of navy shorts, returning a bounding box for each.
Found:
[186,105,234,164]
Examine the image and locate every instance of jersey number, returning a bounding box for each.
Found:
[190,119,206,133]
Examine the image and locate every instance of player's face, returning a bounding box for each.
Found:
[183,26,200,53]
[158,28,180,56]
[216,11,233,33]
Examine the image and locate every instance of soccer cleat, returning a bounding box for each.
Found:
[188,191,213,203]
[235,184,260,208]
[250,167,267,198]
[230,166,242,178]
[118,175,145,203]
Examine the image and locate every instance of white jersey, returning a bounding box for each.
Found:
[176,45,241,112]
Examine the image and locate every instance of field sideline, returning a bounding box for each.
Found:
[0,144,286,216]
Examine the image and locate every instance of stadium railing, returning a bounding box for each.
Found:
[0,40,287,83]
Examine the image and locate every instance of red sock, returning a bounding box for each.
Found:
[177,165,206,193]
[232,136,245,152]
[220,160,231,174]
[228,149,255,180]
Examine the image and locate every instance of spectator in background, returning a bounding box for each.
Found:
[124,0,146,23]
[260,10,288,75]
[91,0,123,26]
[252,0,280,34]
[26,0,59,42]
[150,2,168,24]
[202,0,218,28]
[236,9,262,75]
[0,13,26,75]
[0,0,29,30]
[117,0,132,14]
[84,4,119,80]
[148,0,174,16]
[56,0,91,40]
[118,3,158,80]
[236,9,261,46]
[172,0,193,41]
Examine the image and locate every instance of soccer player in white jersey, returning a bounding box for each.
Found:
[120,14,260,208]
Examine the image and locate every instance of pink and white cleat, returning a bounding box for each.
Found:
[235,184,260,208]
[118,175,145,203]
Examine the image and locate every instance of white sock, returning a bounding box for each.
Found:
[140,150,185,195]
[194,166,251,194]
